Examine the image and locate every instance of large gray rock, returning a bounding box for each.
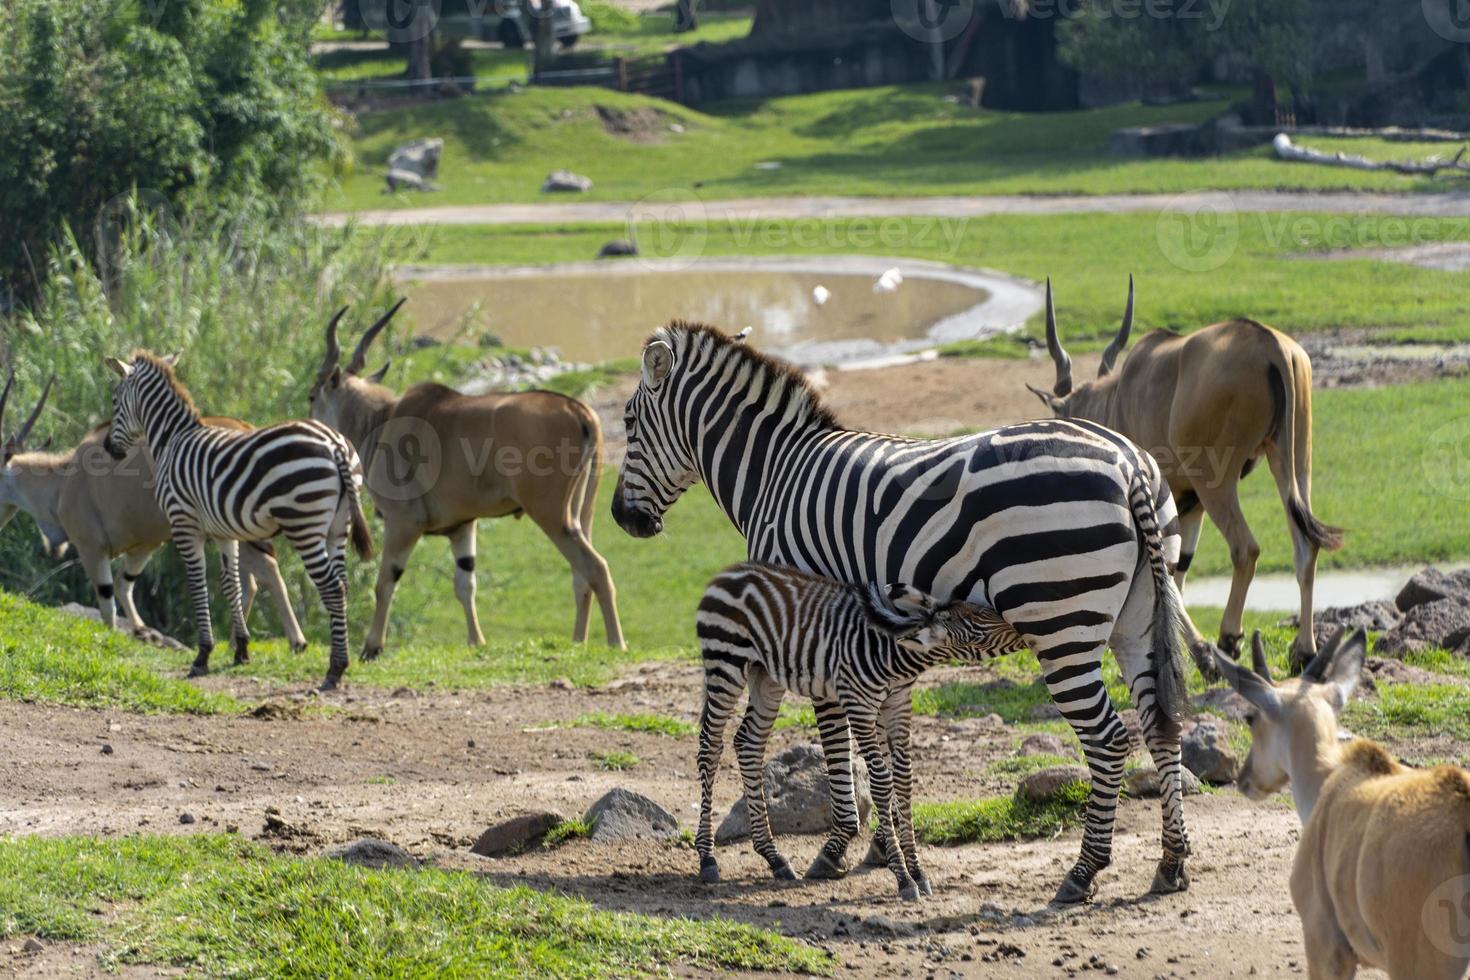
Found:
[1396,568,1470,613]
[470,810,566,857]
[542,169,592,193]
[1191,686,1252,722]
[584,789,678,843]
[1377,597,1470,657]
[597,239,638,258]
[1124,766,1203,798]
[1181,718,1239,784]
[1284,600,1403,632]
[326,838,418,869]
[386,138,443,193]
[715,743,872,844]
[1015,766,1090,804]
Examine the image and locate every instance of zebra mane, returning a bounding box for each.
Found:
[653,320,838,430]
[862,582,931,635]
[131,349,201,421]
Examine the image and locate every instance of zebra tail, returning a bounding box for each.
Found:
[1129,471,1187,733]
[334,449,375,561]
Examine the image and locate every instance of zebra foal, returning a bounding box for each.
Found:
[696,562,1024,899]
[104,351,373,689]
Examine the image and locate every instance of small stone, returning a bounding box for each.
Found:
[541,169,593,193]
[470,810,566,857]
[23,937,44,954]
[584,788,679,842]
[1015,766,1089,804]
[1019,733,1068,757]
[100,744,114,755]
[325,838,418,869]
[549,678,574,691]
[179,812,196,825]
[467,738,476,748]
[597,239,638,259]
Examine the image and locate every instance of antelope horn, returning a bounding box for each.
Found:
[1043,277,1072,397]
[346,298,406,376]
[15,375,53,448]
[1250,630,1272,683]
[0,371,13,440]
[318,306,349,382]
[1099,274,1134,377]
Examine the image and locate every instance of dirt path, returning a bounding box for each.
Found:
[322,190,1470,228]
[0,661,1382,979]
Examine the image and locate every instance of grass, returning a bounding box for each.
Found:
[329,84,1462,212]
[542,819,593,847]
[912,781,1089,846]
[987,753,1078,777]
[0,834,829,977]
[571,712,696,738]
[592,749,641,771]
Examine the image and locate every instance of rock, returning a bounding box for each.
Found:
[1377,597,1470,657]
[325,838,419,869]
[597,239,638,258]
[58,602,190,651]
[385,138,443,193]
[1015,766,1089,804]
[584,788,678,842]
[1396,568,1470,613]
[1026,701,1062,721]
[1181,717,1239,784]
[542,169,592,193]
[716,744,872,844]
[22,937,44,954]
[100,743,114,755]
[1365,656,1440,686]
[862,914,908,937]
[1124,766,1202,798]
[470,810,566,857]
[1191,687,1252,722]
[410,335,441,349]
[178,812,196,825]
[1019,733,1068,757]
[1291,600,1403,632]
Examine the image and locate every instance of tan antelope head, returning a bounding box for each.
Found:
[1025,276,1134,422]
[308,300,403,434]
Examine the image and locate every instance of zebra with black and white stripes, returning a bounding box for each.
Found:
[612,321,1198,904]
[104,351,373,690]
[696,562,1024,899]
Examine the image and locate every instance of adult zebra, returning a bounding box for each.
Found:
[104,351,373,690]
[613,321,1195,904]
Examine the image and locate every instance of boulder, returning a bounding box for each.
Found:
[1365,656,1440,686]
[325,838,418,869]
[470,810,566,857]
[1181,718,1239,784]
[1395,567,1470,613]
[1019,733,1069,757]
[1124,766,1203,798]
[59,603,190,652]
[1015,766,1090,804]
[715,743,872,844]
[584,789,678,843]
[1191,686,1252,722]
[597,239,638,258]
[542,169,593,193]
[1376,597,1470,657]
[385,138,443,193]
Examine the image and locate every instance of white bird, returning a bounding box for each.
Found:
[811,284,831,306]
[873,268,903,293]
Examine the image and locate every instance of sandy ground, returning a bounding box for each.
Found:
[0,661,1344,980]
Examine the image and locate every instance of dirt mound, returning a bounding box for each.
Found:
[595,105,673,143]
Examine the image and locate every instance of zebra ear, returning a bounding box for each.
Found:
[884,584,934,620]
[734,327,753,344]
[105,356,131,379]
[163,351,182,368]
[642,341,674,389]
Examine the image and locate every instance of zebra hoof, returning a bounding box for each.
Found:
[770,860,797,881]
[914,873,934,897]
[699,857,720,884]
[319,674,342,693]
[187,663,209,678]
[1149,858,1190,895]
[804,852,846,880]
[898,881,920,902]
[1051,871,1096,906]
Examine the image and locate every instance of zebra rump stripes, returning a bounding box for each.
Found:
[696,562,1024,898]
[105,351,373,690]
[614,321,1195,903]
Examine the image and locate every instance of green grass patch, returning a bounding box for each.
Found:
[542,819,593,848]
[987,753,1077,777]
[366,775,397,786]
[592,749,641,771]
[0,593,237,715]
[571,712,695,738]
[0,834,829,977]
[1345,682,1470,742]
[912,782,1089,846]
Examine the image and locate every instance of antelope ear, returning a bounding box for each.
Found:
[1318,628,1367,712]
[1214,649,1282,721]
[1025,383,1061,414]
[641,341,674,388]
[105,357,131,379]
[327,366,343,390]
[367,361,392,384]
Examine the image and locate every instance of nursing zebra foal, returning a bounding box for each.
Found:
[614,321,1197,904]
[696,562,1024,899]
[104,351,373,690]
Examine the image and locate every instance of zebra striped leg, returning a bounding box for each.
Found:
[1117,639,1192,894]
[695,672,746,884]
[734,672,791,880]
[1041,639,1132,905]
[848,707,917,900]
[879,689,930,896]
[805,699,859,880]
[217,540,251,665]
[172,527,215,677]
[294,536,350,691]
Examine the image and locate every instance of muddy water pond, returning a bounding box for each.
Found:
[397,257,1032,366]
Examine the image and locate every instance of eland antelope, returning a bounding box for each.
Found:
[1027,278,1342,672]
[0,371,306,646]
[1218,630,1470,980]
[308,303,624,658]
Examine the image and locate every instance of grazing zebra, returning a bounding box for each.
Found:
[613,321,1196,904]
[104,351,374,690]
[696,562,1025,899]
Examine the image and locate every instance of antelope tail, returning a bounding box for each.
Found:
[334,448,375,561]
[1128,470,1188,734]
[565,411,603,536]
[1267,357,1344,552]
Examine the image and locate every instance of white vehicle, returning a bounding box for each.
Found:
[358,1,592,50]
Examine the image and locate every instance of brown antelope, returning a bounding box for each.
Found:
[1218,630,1470,980]
[0,373,307,647]
[1027,278,1343,672]
[307,303,624,658]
